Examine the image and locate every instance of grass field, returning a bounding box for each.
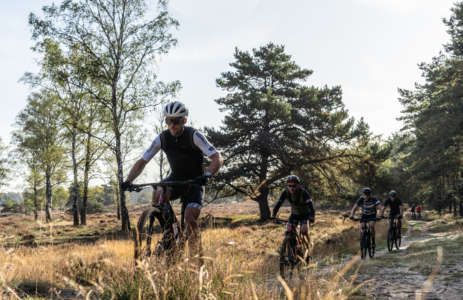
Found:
[2,204,460,299]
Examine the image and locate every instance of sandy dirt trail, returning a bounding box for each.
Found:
[354,221,463,300]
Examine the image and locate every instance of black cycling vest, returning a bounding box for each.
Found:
[160,127,204,180]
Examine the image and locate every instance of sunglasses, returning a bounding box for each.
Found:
[165,118,185,125]
[287,184,297,188]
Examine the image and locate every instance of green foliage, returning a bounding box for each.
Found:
[53,186,69,209]
[0,195,22,213]
[138,192,152,204]
[205,43,364,218]
[0,137,9,190]
[396,2,463,209]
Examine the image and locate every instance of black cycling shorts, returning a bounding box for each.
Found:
[161,175,205,210]
[389,211,401,218]
[289,213,312,225]
[361,214,377,222]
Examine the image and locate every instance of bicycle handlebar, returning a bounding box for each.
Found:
[351,218,381,221]
[128,180,198,192]
[273,218,313,224]
[383,216,403,219]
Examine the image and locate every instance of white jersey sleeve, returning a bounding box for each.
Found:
[142,135,162,162]
[193,130,218,158]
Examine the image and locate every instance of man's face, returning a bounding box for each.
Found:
[288,183,299,194]
[363,194,371,200]
[391,196,396,201]
[166,117,186,136]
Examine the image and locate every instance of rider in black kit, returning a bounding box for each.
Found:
[380,191,403,238]
[121,101,223,255]
[350,188,383,248]
[270,175,315,250]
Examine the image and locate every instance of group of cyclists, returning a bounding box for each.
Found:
[120,100,411,261]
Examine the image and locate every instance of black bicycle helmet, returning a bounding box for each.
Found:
[362,188,372,195]
[286,175,300,184]
[389,191,397,197]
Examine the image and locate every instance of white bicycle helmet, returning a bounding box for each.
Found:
[163,101,189,118]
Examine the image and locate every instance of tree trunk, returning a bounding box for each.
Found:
[81,178,88,225]
[45,174,52,223]
[71,128,79,226]
[449,200,452,213]
[33,185,38,221]
[460,200,463,217]
[80,129,92,225]
[114,128,130,231]
[454,199,457,217]
[255,188,271,220]
[438,202,442,216]
[116,184,121,220]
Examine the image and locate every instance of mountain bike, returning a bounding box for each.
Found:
[128,180,199,262]
[351,217,381,260]
[274,217,311,281]
[386,215,402,251]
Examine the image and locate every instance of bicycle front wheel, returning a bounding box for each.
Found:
[360,231,368,260]
[395,228,401,249]
[279,236,295,280]
[368,234,374,258]
[387,227,393,252]
[134,207,166,262]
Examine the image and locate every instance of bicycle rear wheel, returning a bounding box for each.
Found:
[279,236,295,280]
[387,227,393,252]
[134,207,166,261]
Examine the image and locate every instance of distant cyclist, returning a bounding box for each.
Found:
[380,191,403,238]
[270,175,315,250]
[121,101,223,256]
[350,188,383,249]
[416,203,422,219]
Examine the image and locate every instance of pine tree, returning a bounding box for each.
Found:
[205,43,358,219]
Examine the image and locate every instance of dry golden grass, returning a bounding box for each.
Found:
[0,211,390,299]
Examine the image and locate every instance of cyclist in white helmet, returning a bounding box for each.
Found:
[122,101,223,256]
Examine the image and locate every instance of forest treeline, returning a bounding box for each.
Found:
[1,0,463,226]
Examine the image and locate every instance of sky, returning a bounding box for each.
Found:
[0,0,458,187]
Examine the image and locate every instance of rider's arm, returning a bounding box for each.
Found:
[380,198,388,216]
[125,135,162,182]
[377,203,383,216]
[192,130,223,176]
[374,197,382,216]
[302,189,315,218]
[350,204,359,217]
[351,197,363,217]
[205,152,223,176]
[272,191,287,217]
[125,158,149,182]
[398,198,403,215]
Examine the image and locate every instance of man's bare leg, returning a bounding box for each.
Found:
[370,221,376,238]
[300,223,311,262]
[185,206,202,265]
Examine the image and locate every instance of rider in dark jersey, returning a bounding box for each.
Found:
[270,175,315,250]
[350,188,383,248]
[380,191,403,238]
[121,101,223,256]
